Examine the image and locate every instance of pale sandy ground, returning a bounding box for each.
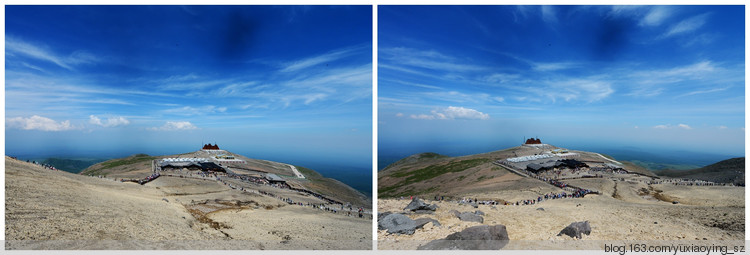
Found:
[5,157,371,250]
[378,177,744,250]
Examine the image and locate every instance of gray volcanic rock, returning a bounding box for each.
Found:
[417,225,509,250]
[379,213,417,235]
[557,221,591,239]
[377,212,393,229]
[458,212,484,223]
[474,210,485,216]
[404,197,438,212]
[415,218,441,229]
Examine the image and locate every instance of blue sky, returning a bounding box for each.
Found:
[379,5,744,164]
[5,6,372,175]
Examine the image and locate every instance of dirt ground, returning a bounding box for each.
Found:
[378,176,744,250]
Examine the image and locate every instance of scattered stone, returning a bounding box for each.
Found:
[417,225,510,250]
[654,222,658,224]
[379,213,417,235]
[162,198,169,203]
[474,210,485,216]
[536,208,545,211]
[672,201,680,204]
[404,198,429,211]
[404,197,437,212]
[458,212,484,223]
[491,206,497,210]
[471,203,479,208]
[557,221,591,239]
[415,218,441,229]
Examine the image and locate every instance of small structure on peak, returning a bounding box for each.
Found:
[202,143,221,150]
[524,137,542,145]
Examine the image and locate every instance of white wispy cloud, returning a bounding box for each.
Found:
[409,106,490,120]
[164,105,228,116]
[627,61,718,98]
[6,36,102,70]
[482,73,521,84]
[653,124,692,130]
[380,78,443,90]
[6,36,73,70]
[640,6,672,27]
[610,6,672,27]
[89,115,130,127]
[676,87,729,98]
[6,115,78,131]
[661,13,709,38]
[533,62,579,72]
[280,46,364,72]
[148,121,198,131]
[533,78,614,103]
[381,47,485,72]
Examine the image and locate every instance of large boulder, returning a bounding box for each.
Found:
[379,213,417,235]
[418,225,509,250]
[557,221,591,239]
[377,211,393,229]
[404,197,437,212]
[415,218,441,229]
[458,212,484,223]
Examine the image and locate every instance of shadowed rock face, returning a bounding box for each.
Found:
[379,213,417,235]
[417,225,509,250]
[557,221,591,239]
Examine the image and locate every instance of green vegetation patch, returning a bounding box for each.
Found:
[42,158,105,174]
[391,158,491,182]
[100,154,156,170]
[380,158,492,198]
[294,166,322,179]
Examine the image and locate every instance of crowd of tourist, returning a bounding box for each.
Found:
[137,173,160,185]
[20,159,59,171]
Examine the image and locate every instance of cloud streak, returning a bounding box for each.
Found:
[148,121,198,131]
[408,106,490,120]
[280,46,364,72]
[89,115,130,127]
[661,13,709,38]
[6,115,78,131]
